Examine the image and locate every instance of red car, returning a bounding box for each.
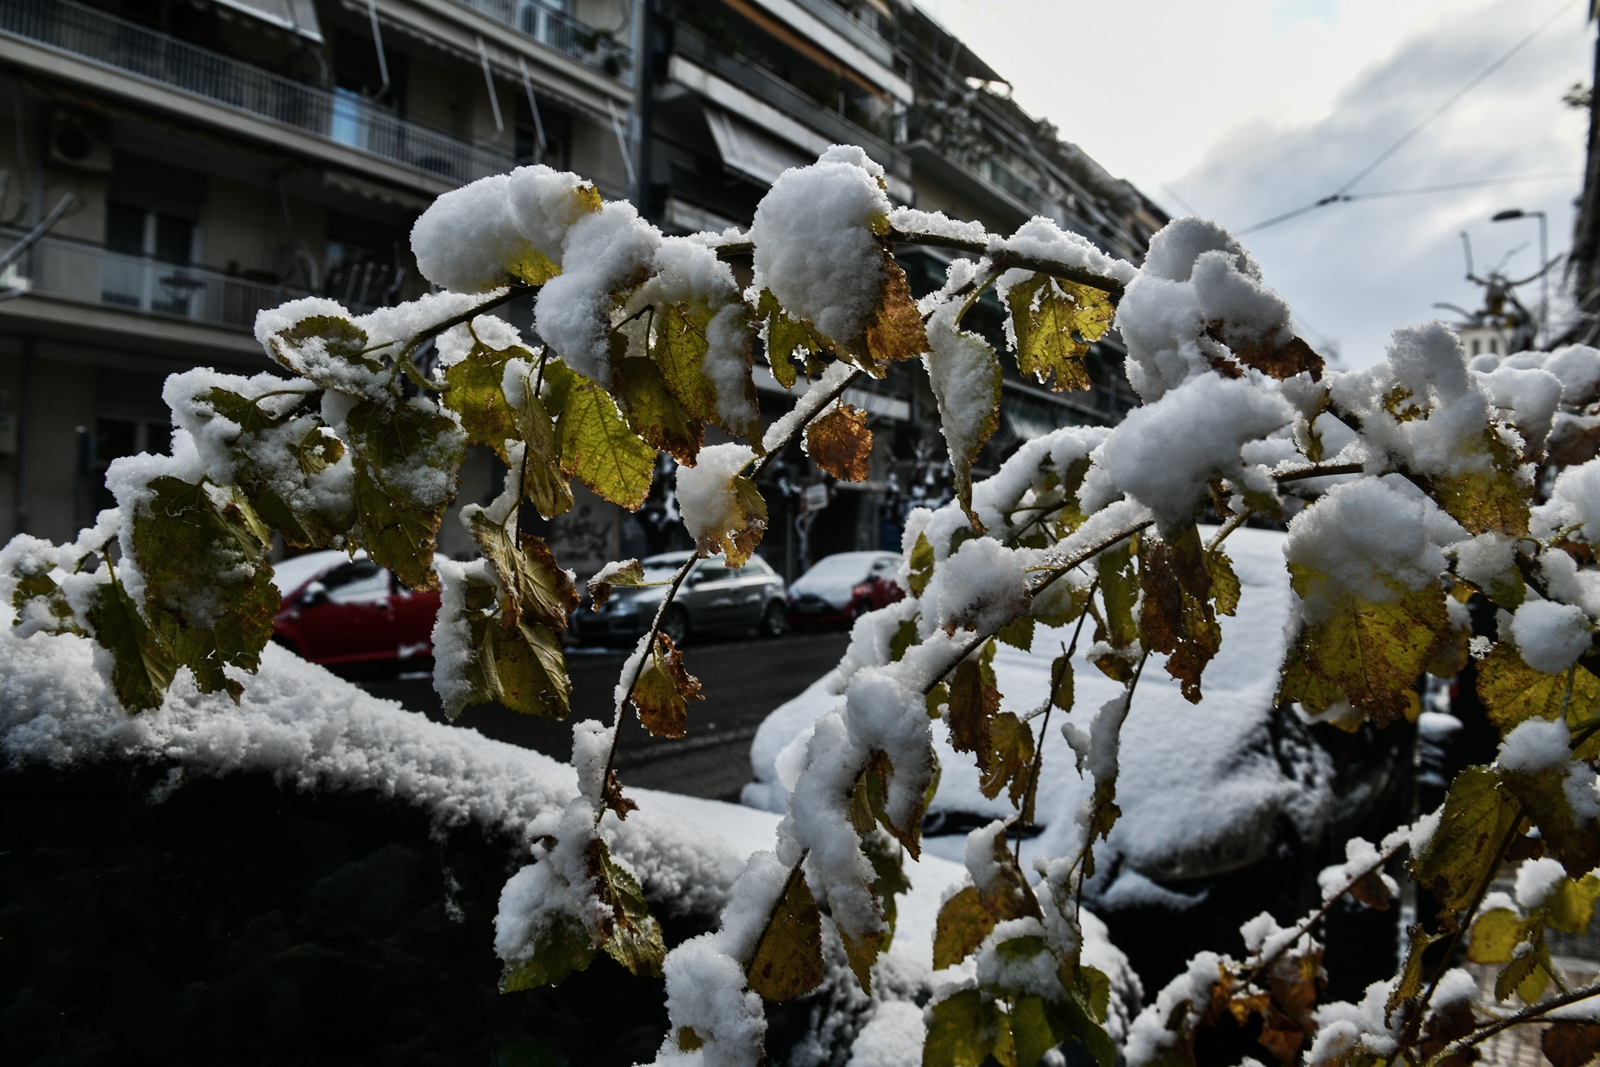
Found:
[270,550,439,667]
[786,551,904,626]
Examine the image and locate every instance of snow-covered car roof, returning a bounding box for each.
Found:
[745,526,1334,908]
[789,551,900,606]
[269,549,365,599]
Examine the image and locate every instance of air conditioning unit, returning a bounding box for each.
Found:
[48,114,112,173]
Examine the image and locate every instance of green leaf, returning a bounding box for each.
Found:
[890,617,919,662]
[1011,995,1060,1067]
[518,389,576,520]
[933,887,998,971]
[997,616,1035,651]
[1549,873,1600,934]
[544,360,656,511]
[11,566,83,637]
[909,532,935,597]
[499,911,597,991]
[746,862,825,1002]
[1411,766,1521,929]
[345,399,467,592]
[1390,923,1446,1011]
[979,712,1035,807]
[443,567,572,719]
[264,314,379,379]
[924,988,1007,1067]
[1005,273,1113,392]
[467,513,580,630]
[651,299,756,439]
[617,357,703,466]
[756,287,821,388]
[1208,550,1241,617]
[85,578,177,713]
[1279,565,1448,728]
[442,338,530,462]
[200,388,353,550]
[862,826,912,942]
[129,477,278,700]
[1096,540,1140,651]
[1429,427,1530,538]
[595,840,665,978]
[1500,762,1600,879]
[1050,655,1075,713]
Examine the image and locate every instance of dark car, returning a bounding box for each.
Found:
[786,551,904,626]
[271,550,440,667]
[572,551,788,646]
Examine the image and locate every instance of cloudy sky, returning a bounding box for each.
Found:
[914,0,1591,367]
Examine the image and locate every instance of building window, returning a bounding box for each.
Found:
[1472,338,1481,355]
[103,202,198,315]
[93,417,172,514]
[1490,338,1499,354]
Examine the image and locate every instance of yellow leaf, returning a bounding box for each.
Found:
[1278,565,1450,729]
[1478,642,1600,738]
[518,389,576,520]
[345,398,466,592]
[978,712,1035,807]
[593,838,666,978]
[544,359,656,511]
[618,357,703,466]
[1410,766,1521,929]
[442,338,531,463]
[909,531,935,597]
[1466,908,1528,964]
[1005,273,1113,392]
[745,863,826,1002]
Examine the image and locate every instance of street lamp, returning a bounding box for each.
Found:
[1492,208,1548,348]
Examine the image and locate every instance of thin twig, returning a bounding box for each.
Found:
[1272,462,1364,484]
[1242,839,1409,988]
[1206,510,1254,553]
[749,369,863,479]
[1428,980,1600,1067]
[396,284,530,388]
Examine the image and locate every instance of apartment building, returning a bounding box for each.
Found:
[635,0,1163,570]
[0,0,636,548]
[0,0,1162,581]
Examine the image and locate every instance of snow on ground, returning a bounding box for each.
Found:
[744,526,1334,905]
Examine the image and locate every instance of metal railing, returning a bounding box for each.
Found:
[452,0,633,83]
[8,232,317,332]
[673,23,909,183]
[0,0,513,184]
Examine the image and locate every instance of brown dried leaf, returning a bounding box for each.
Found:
[978,711,1035,805]
[601,767,638,820]
[632,633,703,738]
[806,404,873,483]
[1347,869,1394,911]
[1543,1022,1600,1067]
[863,254,927,369]
[1139,527,1222,704]
[1207,322,1324,382]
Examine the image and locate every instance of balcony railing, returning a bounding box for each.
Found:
[0,0,514,184]
[452,0,633,84]
[7,231,327,332]
[673,23,909,183]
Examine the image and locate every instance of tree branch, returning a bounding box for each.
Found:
[1428,981,1600,1067]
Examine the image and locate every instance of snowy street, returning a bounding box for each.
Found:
[354,629,853,801]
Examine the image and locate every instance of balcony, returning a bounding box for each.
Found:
[451,0,633,84]
[672,23,909,186]
[6,231,327,333]
[0,0,513,185]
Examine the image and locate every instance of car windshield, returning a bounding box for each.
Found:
[797,553,880,585]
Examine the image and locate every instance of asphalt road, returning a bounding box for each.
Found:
[355,628,852,801]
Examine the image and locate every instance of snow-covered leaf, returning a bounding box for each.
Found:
[85,577,177,713]
[1139,525,1223,703]
[618,357,703,465]
[346,399,466,592]
[1005,273,1112,392]
[595,840,665,978]
[745,863,825,1003]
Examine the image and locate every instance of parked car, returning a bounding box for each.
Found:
[787,551,904,626]
[270,550,440,667]
[572,551,788,646]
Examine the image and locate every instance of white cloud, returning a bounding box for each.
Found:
[914,0,1590,364]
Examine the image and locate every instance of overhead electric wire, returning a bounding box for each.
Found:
[1339,171,1579,201]
[1237,0,1579,235]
